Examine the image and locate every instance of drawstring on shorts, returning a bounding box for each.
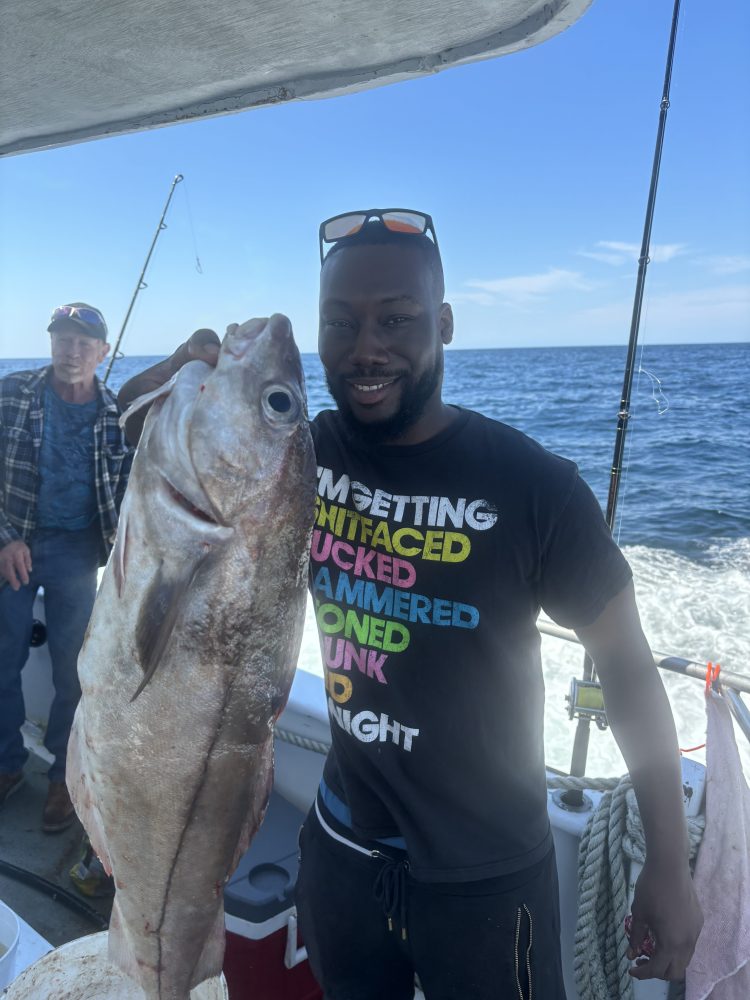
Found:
[373,856,410,940]
[314,797,411,940]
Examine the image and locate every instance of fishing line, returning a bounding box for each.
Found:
[181,178,204,274]
[637,364,669,415]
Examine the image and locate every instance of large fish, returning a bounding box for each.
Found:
[67,315,316,999]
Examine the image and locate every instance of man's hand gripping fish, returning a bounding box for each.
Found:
[67,315,317,999]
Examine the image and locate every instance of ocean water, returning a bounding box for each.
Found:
[3,342,749,777]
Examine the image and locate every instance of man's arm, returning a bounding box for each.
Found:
[575,581,703,981]
[118,328,220,446]
[0,388,31,588]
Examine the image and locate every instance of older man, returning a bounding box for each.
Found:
[0,303,133,831]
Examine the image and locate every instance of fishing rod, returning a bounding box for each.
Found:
[103,173,184,383]
[566,0,682,789]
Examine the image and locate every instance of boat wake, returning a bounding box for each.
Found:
[296,537,750,778]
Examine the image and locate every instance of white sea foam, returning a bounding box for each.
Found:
[561,538,750,779]
[296,538,750,779]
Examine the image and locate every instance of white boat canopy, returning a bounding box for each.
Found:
[2,0,592,157]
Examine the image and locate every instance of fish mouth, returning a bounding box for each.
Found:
[164,477,222,526]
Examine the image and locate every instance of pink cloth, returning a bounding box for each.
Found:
[686,691,750,1000]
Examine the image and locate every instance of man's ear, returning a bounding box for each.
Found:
[439,303,454,345]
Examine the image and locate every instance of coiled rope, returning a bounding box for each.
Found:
[274,731,706,1000]
[547,774,705,1000]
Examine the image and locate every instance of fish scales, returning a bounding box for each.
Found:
[67,315,317,999]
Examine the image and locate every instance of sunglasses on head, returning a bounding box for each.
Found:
[50,305,107,332]
[319,209,439,263]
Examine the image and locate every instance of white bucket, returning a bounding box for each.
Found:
[0,900,20,991]
[2,931,229,999]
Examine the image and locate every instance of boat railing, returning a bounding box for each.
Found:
[537,617,750,747]
[276,620,750,764]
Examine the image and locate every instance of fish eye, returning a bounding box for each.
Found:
[262,384,300,423]
[269,391,291,413]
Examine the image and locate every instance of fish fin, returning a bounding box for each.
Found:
[111,505,129,598]
[66,714,113,875]
[132,558,203,701]
[117,370,181,430]
[229,743,274,873]
[189,905,226,989]
[108,899,157,986]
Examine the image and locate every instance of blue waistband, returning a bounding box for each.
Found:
[318,778,407,850]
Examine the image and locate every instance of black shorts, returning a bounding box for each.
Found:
[295,803,567,1000]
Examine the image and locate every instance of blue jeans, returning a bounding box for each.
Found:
[0,526,100,782]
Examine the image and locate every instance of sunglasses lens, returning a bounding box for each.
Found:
[381,211,428,235]
[320,210,437,263]
[51,305,105,331]
[323,214,369,243]
[75,308,104,327]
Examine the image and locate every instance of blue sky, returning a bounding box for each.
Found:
[1,0,748,359]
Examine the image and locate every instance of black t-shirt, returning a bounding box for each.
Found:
[310,406,632,882]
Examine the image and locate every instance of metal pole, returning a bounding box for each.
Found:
[103,173,184,383]
[605,1,681,534]
[539,618,750,696]
[567,0,682,788]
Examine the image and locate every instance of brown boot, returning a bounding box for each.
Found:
[43,780,77,833]
[0,770,24,805]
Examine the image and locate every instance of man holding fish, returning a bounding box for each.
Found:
[119,210,702,998]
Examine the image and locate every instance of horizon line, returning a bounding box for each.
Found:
[2,340,747,363]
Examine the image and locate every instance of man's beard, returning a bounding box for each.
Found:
[325,355,443,446]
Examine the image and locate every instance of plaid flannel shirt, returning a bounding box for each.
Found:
[0,366,134,560]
